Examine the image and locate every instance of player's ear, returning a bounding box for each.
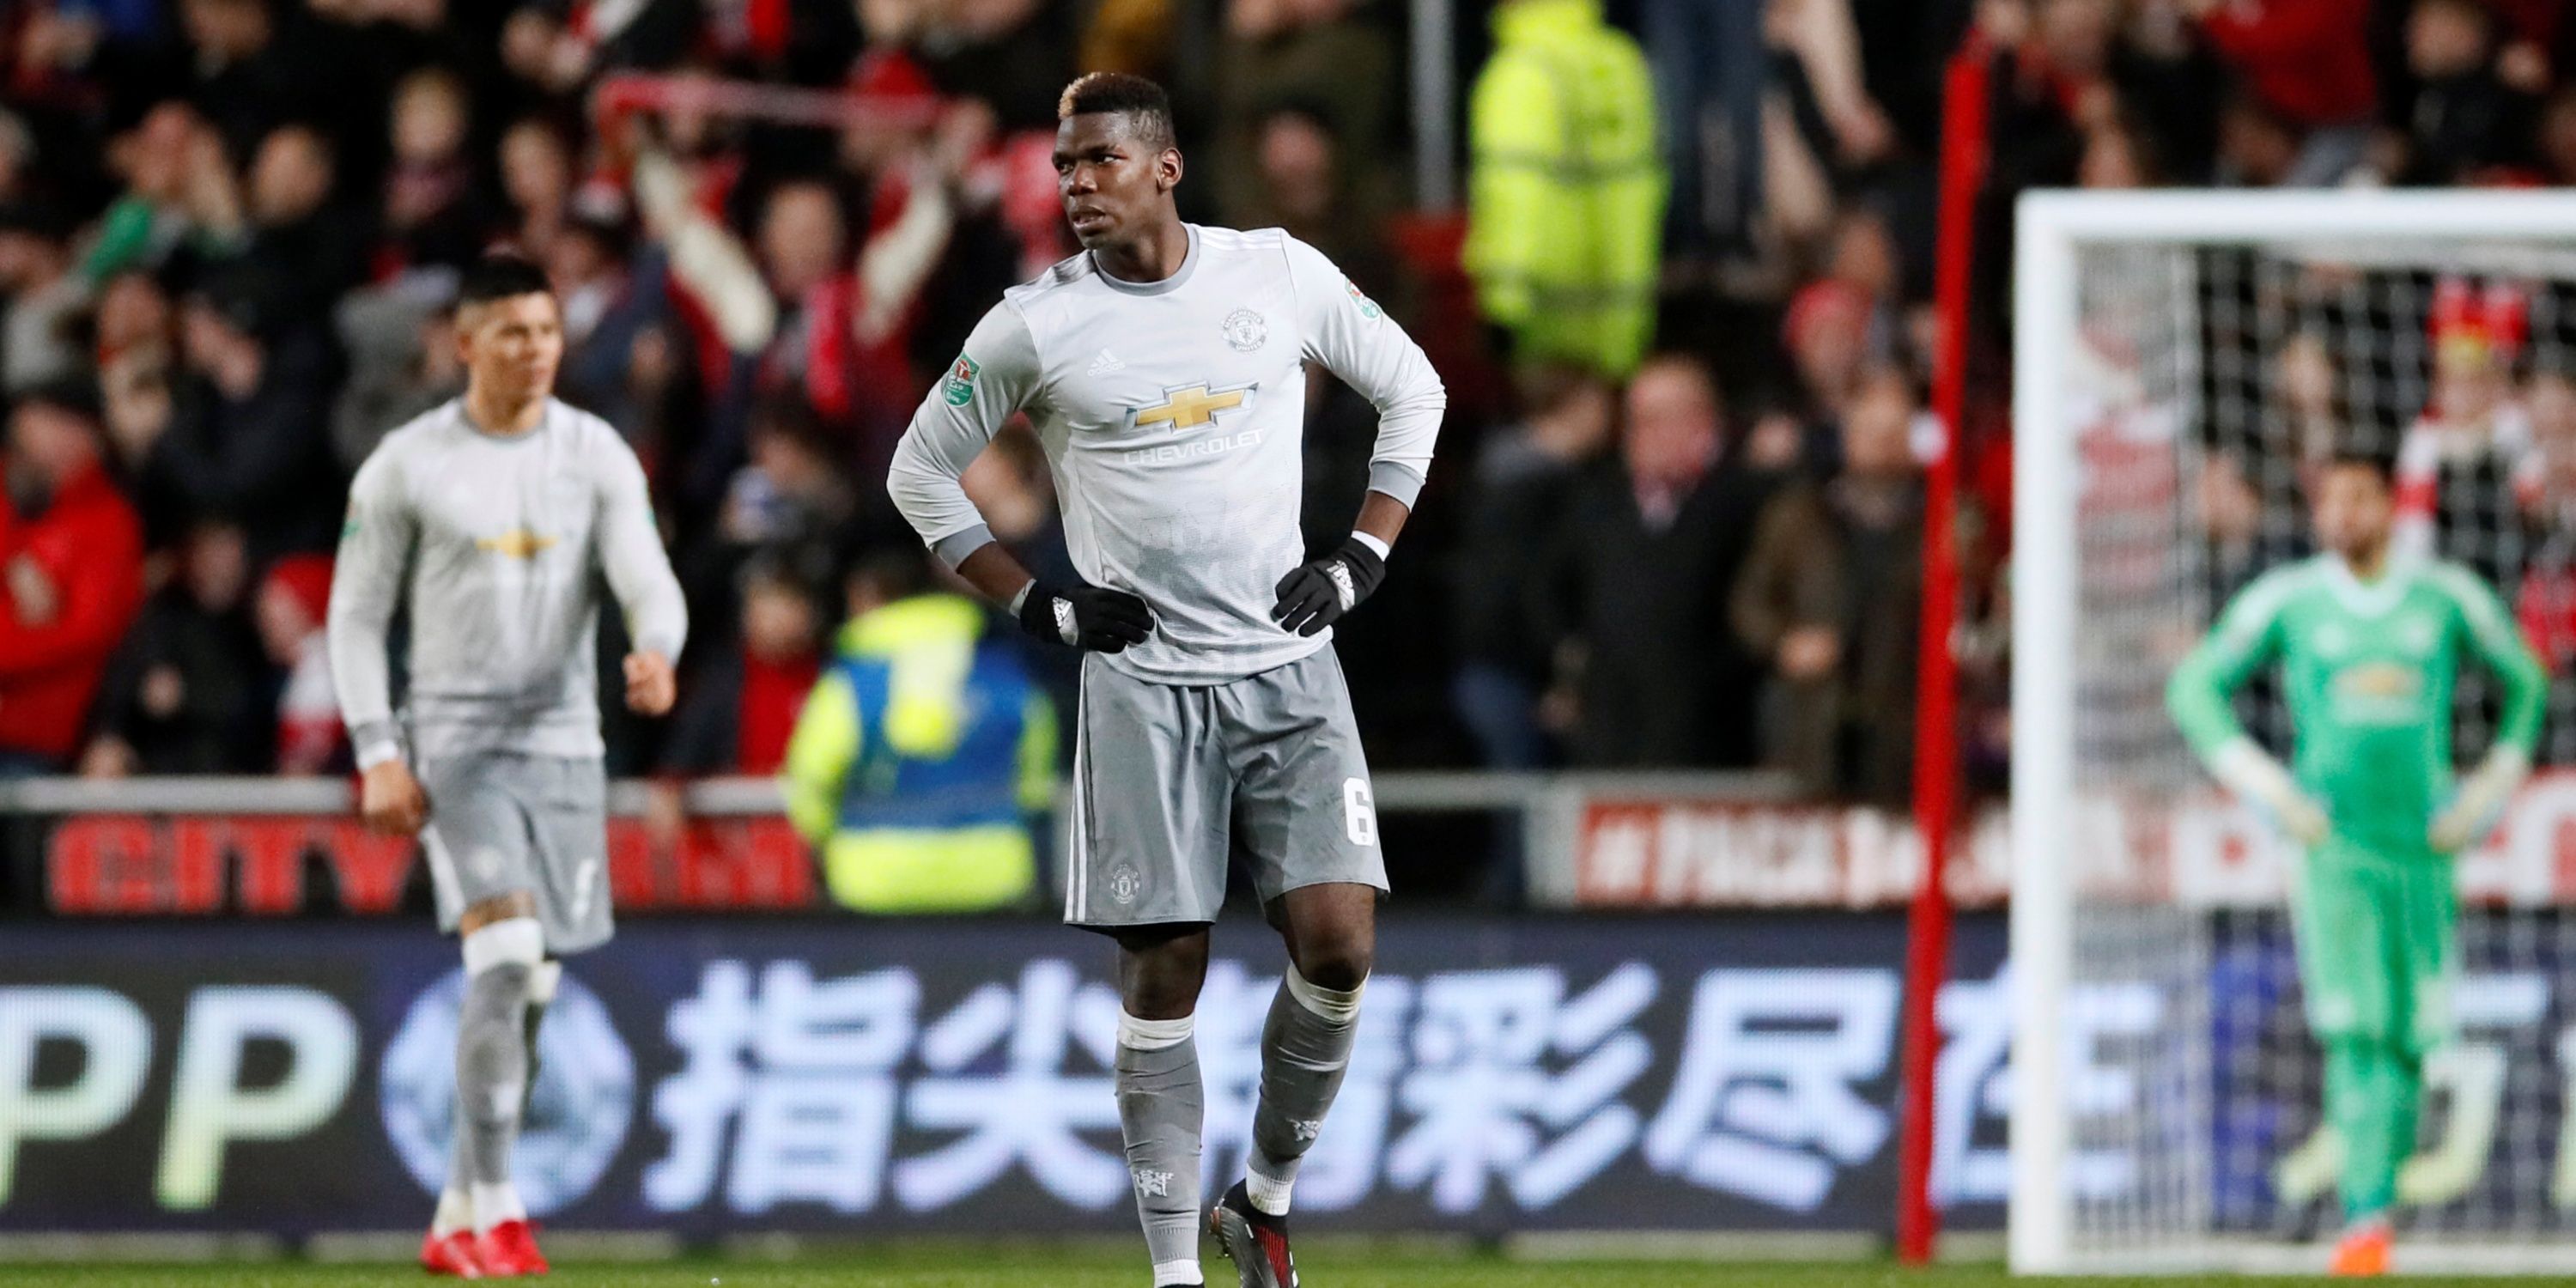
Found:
[451,303,479,368]
[1158,146,1182,193]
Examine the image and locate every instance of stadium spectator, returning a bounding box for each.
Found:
[2394,277,2534,587]
[215,124,369,327]
[1540,353,1783,767]
[258,553,343,775]
[908,0,1078,134]
[149,273,340,563]
[380,66,493,274]
[80,520,268,777]
[0,380,145,775]
[659,554,825,781]
[12,0,2576,813]
[0,202,87,395]
[1639,0,1761,263]
[1782,208,1901,429]
[1452,369,1614,769]
[1734,368,1923,805]
[2182,0,2375,185]
[177,0,330,160]
[781,550,1054,913]
[2387,0,2537,185]
[1225,101,1388,295]
[547,216,670,437]
[1751,0,1898,255]
[712,396,861,575]
[498,117,576,259]
[83,103,209,281]
[750,179,876,435]
[1209,0,1395,232]
[1465,0,1664,381]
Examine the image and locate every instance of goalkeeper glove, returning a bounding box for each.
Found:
[1016,578,1154,653]
[2430,745,2530,854]
[1271,537,1387,637]
[2212,738,2330,847]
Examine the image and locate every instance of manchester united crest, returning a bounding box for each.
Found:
[1222,307,1267,353]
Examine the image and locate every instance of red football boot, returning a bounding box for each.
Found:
[2328,1222,2391,1277]
[1211,1181,1298,1288]
[471,1220,550,1278]
[419,1229,483,1278]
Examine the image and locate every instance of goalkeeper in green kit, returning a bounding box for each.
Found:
[2167,450,2546,1275]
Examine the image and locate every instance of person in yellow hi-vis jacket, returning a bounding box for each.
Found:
[781,551,1055,913]
[1462,0,1666,381]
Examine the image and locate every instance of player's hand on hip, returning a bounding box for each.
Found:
[360,760,429,835]
[1272,538,1386,637]
[624,650,677,715]
[2429,746,2530,853]
[1018,579,1155,652]
[2275,793,2330,847]
[2213,739,2328,846]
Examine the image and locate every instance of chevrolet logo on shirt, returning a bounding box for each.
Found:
[477,529,558,559]
[1131,383,1256,432]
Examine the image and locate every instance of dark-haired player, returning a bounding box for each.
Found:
[328,254,687,1278]
[888,72,1444,1288]
[2167,451,2544,1276]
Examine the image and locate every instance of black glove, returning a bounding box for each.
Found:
[1271,538,1386,637]
[1018,578,1154,652]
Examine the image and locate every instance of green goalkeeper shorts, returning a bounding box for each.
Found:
[2292,835,2458,1055]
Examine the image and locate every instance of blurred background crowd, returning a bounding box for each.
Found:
[4,0,2576,807]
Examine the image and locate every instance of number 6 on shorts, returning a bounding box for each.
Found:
[1343,778,1378,847]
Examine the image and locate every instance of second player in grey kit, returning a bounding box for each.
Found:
[327,254,687,1278]
[888,74,1443,1288]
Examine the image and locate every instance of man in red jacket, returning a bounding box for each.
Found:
[0,380,144,774]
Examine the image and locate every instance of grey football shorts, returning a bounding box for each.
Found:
[1066,647,1388,927]
[417,750,613,955]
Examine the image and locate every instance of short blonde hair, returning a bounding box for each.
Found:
[1055,72,1174,148]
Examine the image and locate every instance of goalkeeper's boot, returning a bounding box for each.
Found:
[1211,1180,1297,1288]
[2328,1220,2391,1277]
[418,1229,483,1278]
[471,1220,550,1278]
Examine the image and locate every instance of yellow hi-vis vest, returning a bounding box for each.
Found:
[780,594,1055,913]
[1463,0,1668,380]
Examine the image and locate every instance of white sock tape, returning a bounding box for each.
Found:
[1118,1010,1195,1051]
[1284,963,1364,1023]
[461,917,545,976]
[526,959,562,1005]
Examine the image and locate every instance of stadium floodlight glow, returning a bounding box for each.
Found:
[2013,189,2576,1276]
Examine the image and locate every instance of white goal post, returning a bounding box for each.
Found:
[2012,191,2576,1275]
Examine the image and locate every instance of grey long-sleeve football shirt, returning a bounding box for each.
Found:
[327,398,689,767]
[886,225,1447,684]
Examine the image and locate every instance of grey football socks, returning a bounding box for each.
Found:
[455,922,540,1230]
[1244,964,1363,1216]
[433,1097,475,1236]
[1115,1010,1206,1286]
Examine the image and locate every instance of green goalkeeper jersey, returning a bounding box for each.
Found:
[2167,555,2546,852]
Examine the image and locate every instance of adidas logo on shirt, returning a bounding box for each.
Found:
[1089,349,1127,376]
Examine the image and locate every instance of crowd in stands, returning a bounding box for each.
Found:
[3,0,2574,805]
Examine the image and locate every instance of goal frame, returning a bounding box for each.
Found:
[2009,189,2576,1275]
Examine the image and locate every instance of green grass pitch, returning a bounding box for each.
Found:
[0,1245,2524,1287]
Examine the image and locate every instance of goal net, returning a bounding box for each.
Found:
[2010,192,2576,1275]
